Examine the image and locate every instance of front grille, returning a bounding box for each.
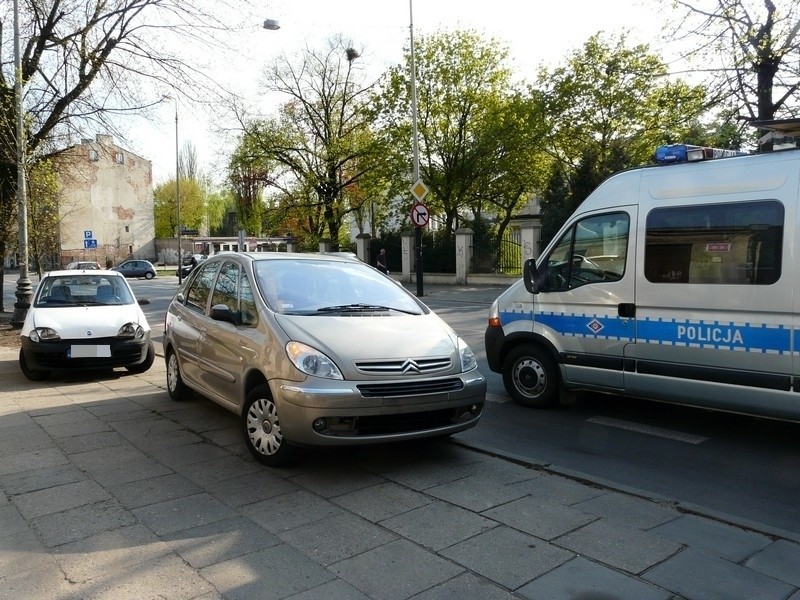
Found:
[356,378,464,398]
[355,357,452,376]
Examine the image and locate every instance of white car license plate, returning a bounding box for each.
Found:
[70,345,111,358]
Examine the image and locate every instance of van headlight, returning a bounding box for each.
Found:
[458,337,478,372]
[286,341,343,380]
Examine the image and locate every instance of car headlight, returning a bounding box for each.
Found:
[117,323,145,340]
[458,337,478,372]
[29,327,60,343]
[286,341,343,380]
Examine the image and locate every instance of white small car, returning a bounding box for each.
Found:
[19,270,154,381]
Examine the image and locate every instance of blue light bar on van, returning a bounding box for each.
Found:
[654,144,748,164]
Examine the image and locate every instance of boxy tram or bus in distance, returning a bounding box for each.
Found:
[485,123,800,422]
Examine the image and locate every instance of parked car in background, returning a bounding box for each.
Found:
[112,259,157,279]
[65,261,102,270]
[18,270,155,381]
[177,254,207,278]
[163,252,486,466]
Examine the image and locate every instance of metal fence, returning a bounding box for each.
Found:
[471,229,522,275]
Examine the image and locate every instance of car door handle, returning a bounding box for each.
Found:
[618,303,635,318]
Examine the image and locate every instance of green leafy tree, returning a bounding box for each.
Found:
[373,30,533,237]
[535,33,709,238]
[153,178,206,238]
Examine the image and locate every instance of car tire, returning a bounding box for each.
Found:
[19,349,51,381]
[166,348,191,401]
[502,344,559,408]
[242,384,299,467]
[145,272,154,280]
[126,342,155,374]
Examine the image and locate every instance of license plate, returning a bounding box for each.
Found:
[70,345,111,358]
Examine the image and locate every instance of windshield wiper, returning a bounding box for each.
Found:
[316,303,417,315]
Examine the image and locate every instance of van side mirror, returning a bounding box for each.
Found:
[523,258,542,294]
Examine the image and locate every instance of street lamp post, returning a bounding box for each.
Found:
[11,0,32,327]
[175,100,182,284]
[409,0,424,297]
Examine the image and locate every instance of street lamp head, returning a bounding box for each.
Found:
[263,19,280,30]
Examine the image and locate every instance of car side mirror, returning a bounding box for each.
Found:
[210,303,241,326]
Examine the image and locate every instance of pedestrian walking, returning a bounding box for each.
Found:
[376,248,389,274]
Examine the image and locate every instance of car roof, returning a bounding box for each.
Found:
[213,252,361,264]
[45,269,124,278]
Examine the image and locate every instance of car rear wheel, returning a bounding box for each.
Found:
[166,348,191,400]
[145,272,154,280]
[126,342,155,374]
[502,344,559,408]
[242,384,299,467]
[19,349,51,381]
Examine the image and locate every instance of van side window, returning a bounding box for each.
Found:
[545,212,629,291]
[645,200,783,285]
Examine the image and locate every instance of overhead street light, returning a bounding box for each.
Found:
[263,19,280,31]
[11,0,32,327]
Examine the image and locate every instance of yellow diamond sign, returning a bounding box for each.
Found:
[410,179,428,202]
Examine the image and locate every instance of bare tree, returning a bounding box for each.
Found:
[668,0,800,128]
[0,0,255,310]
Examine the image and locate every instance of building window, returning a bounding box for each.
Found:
[125,225,130,233]
[88,149,99,161]
[115,152,124,164]
[128,245,134,255]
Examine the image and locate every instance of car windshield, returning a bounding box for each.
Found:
[254,259,424,315]
[35,275,135,307]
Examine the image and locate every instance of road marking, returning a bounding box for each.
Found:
[487,392,510,404]
[587,416,709,444]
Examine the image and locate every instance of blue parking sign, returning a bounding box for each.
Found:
[84,230,93,239]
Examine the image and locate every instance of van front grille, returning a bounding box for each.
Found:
[356,378,463,398]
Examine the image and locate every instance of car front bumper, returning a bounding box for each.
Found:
[20,333,152,372]
[271,371,487,446]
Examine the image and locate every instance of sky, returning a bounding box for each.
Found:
[132,0,672,184]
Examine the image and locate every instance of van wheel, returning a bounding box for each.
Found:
[242,385,299,467]
[503,345,559,408]
[166,348,190,400]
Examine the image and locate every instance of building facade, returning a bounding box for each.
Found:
[54,134,155,267]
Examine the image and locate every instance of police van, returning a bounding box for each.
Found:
[485,120,800,421]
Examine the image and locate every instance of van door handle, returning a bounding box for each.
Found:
[618,303,635,318]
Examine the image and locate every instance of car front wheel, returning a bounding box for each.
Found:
[502,344,559,408]
[242,384,299,467]
[126,342,155,374]
[19,349,51,381]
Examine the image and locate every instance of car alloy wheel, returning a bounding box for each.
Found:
[242,384,298,466]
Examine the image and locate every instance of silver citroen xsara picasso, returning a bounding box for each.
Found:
[163,252,486,466]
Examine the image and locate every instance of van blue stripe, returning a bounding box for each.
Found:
[501,311,791,354]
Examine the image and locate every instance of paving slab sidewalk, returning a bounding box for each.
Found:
[1,340,800,599]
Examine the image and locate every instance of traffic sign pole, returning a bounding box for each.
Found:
[410,180,428,297]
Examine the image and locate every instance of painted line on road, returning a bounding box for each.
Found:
[587,416,709,444]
